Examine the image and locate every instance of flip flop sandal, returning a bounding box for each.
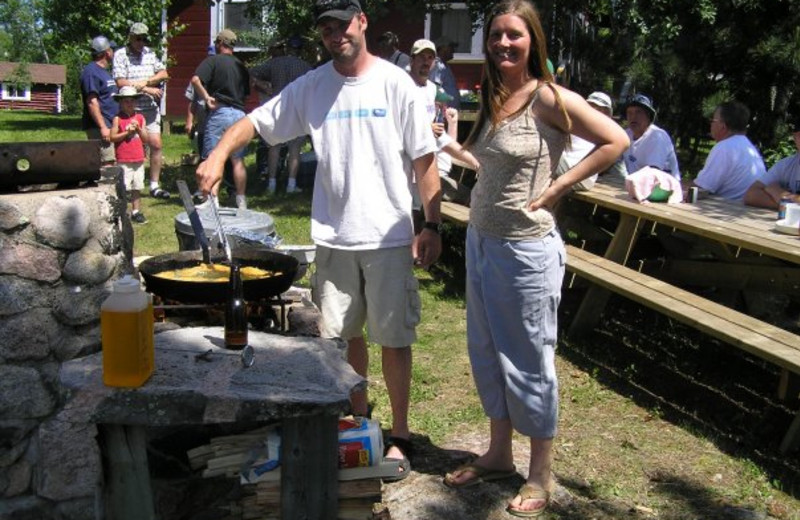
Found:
[507,483,550,518]
[382,436,412,482]
[443,463,517,489]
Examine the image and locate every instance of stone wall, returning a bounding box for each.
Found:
[0,170,132,520]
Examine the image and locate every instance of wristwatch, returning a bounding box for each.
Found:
[423,221,441,234]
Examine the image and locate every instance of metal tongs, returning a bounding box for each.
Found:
[176,180,211,264]
[206,193,233,264]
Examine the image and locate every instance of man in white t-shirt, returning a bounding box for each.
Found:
[744,115,800,209]
[196,0,440,482]
[113,23,171,199]
[407,39,478,215]
[556,91,628,190]
[622,93,680,180]
[692,101,765,201]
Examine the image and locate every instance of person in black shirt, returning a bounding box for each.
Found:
[191,29,250,208]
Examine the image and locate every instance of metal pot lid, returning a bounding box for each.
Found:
[175,207,275,237]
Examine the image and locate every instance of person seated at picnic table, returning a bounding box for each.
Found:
[555,91,628,191]
[622,93,681,180]
[690,101,765,202]
[743,114,800,209]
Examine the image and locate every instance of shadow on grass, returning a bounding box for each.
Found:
[557,289,800,501]
[427,222,467,301]
[394,432,768,519]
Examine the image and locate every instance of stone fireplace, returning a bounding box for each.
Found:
[0,169,131,519]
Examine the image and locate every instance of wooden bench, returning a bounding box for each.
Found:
[436,200,800,452]
[441,201,470,226]
[565,244,800,453]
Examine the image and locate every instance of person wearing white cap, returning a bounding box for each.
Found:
[113,22,171,199]
[407,38,478,210]
[196,0,440,482]
[555,91,628,190]
[109,86,149,224]
[80,35,118,164]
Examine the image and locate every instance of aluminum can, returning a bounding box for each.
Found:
[688,187,699,204]
[778,197,792,220]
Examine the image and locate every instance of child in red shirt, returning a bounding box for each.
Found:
[110,86,150,223]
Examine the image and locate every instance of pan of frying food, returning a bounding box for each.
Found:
[138,246,299,304]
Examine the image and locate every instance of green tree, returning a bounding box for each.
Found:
[40,0,185,114]
[0,0,49,62]
[535,0,800,171]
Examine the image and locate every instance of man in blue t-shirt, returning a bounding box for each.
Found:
[744,114,800,209]
[80,36,118,164]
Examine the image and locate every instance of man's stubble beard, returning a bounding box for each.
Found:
[329,21,364,66]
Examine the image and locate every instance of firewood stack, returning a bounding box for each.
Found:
[186,426,386,520]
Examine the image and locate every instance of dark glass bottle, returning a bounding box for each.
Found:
[224,263,248,350]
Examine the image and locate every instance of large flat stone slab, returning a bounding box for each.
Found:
[60,327,365,426]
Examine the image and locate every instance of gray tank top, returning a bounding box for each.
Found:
[470,90,566,240]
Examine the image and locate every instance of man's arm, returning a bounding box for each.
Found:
[411,152,442,269]
[114,53,168,97]
[86,94,110,142]
[743,180,791,209]
[186,102,195,137]
[196,116,257,194]
[190,75,215,111]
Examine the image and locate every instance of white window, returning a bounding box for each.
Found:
[1,83,31,101]
[425,3,484,61]
[212,0,267,52]
[224,1,260,34]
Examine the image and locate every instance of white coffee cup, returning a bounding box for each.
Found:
[785,202,800,226]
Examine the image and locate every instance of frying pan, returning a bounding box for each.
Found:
[138,246,299,304]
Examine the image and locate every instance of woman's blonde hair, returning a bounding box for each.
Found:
[465,0,568,146]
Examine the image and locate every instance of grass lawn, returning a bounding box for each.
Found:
[2,110,799,519]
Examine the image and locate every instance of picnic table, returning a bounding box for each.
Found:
[564,175,799,325]
[563,175,800,452]
[439,175,800,453]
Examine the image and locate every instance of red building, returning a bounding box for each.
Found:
[163,1,483,122]
[0,62,66,113]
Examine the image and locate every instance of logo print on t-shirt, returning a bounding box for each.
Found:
[372,109,386,117]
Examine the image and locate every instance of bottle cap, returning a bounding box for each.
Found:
[113,274,141,293]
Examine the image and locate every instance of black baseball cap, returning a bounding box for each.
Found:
[314,0,362,23]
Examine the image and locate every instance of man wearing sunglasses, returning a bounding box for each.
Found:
[113,22,171,199]
[196,0,441,482]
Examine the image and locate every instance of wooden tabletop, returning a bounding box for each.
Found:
[570,175,800,265]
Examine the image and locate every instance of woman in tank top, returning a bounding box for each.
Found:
[441,1,629,517]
